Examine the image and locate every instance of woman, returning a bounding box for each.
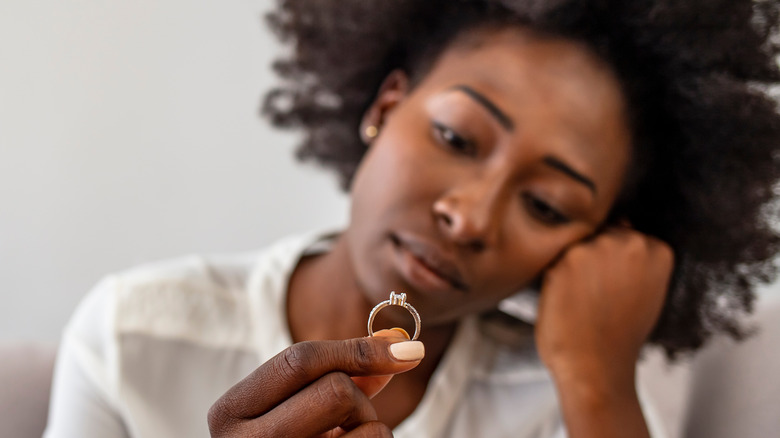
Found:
[46,0,780,437]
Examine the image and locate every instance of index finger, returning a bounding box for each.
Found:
[218,335,424,419]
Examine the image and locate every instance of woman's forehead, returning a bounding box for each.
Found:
[401,28,632,204]
[420,32,628,151]
[426,27,616,92]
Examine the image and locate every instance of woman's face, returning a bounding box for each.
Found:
[345,27,631,326]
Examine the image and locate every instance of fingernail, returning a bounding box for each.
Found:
[372,327,410,340]
[389,327,410,339]
[389,341,424,361]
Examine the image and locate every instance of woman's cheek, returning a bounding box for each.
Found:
[510,229,581,278]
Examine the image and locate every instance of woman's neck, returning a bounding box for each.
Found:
[286,234,368,342]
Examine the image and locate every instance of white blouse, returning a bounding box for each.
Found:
[44,232,666,437]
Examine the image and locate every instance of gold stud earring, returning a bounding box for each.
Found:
[364,125,378,139]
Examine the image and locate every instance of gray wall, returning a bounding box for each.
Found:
[0,1,349,342]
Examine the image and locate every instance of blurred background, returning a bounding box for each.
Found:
[0,1,349,342]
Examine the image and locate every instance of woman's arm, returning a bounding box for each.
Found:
[44,277,130,438]
[553,364,649,437]
[536,227,674,438]
[44,335,130,437]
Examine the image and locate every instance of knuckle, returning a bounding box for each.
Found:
[639,235,675,264]
[608,230,648,257]
[206,402,223,431]
[655,241,676,267]
[360,421,394,437]
[563,244,590,264]
[624,235,646,255]
[278,342,316,381]
[320,372,358,412]
[605,227,633,245]
[350,337,379,369]
[207,396,237,435]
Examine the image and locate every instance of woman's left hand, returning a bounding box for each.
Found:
[535,226,674,437]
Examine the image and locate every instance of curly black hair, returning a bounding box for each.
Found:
[263,0,780,358]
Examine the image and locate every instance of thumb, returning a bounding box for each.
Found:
[351,328,422,399]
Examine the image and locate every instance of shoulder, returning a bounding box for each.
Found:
[111,252,259,349]
[67,232,325,352]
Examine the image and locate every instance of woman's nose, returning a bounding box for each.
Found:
[432,180,503,251]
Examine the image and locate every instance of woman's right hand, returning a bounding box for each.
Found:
[207,329,424,437]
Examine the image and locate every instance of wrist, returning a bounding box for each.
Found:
[544,347,639,393]
[553,368,638,410]
[550,363,649,438]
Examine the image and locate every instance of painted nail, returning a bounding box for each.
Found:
[389,341,425,361]
[389,327,410,339]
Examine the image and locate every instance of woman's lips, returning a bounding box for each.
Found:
[390,233,469,293]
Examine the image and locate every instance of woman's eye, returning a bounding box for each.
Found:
[523,194,571,225]
[432,121,476,156]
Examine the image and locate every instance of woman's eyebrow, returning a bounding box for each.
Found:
[451,85,515,131]
[543,156,597,194]
[450,85,596,194]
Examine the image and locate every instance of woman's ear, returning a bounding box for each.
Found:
[360,70,410,144]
